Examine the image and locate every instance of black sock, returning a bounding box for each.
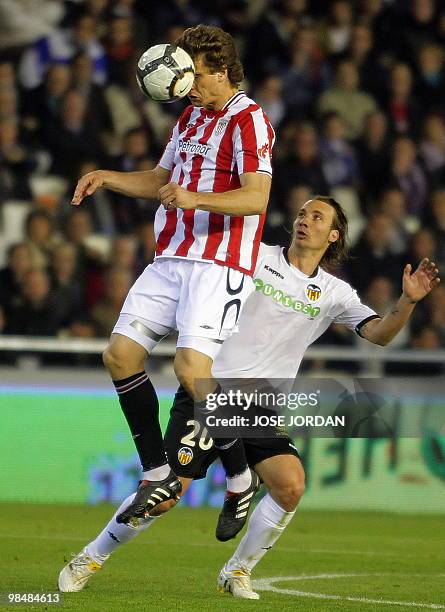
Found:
[113,371,167,471]
[213,437,248,478]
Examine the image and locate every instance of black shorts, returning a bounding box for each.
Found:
[164,389,300,480]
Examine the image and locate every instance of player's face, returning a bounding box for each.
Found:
[292,200,339,254]
[187,56,229,110]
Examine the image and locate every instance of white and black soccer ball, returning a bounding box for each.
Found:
[136,44,195,103]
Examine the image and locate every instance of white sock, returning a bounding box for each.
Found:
[226,467,252,493]
[226,493,295,572]
[86,493,158,563]
[143,463,171,481]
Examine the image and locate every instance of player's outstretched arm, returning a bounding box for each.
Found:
[71,165,170,205]
[159,172,271,216]
[359,258,440,346]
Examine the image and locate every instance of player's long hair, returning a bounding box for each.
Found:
[313,195,349,267]
[176,25,244,87]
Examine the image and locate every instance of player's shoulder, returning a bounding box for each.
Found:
[229,92,271,123]
[319,267,356,298]
[255,243,282,269]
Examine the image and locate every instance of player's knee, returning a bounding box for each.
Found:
[148,498,178,516]
[272,479,305,512]
[103,341,144,376]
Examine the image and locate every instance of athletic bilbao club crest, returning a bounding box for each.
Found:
[178,447,193,465]
[216,118,229,135]
[306,284,321,302]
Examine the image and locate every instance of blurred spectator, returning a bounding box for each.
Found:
[378,187,413,254]
[425,189,445,267]
[347,213,403,292]
[63,206,108,308]
[0,242,32,315]
[318,60,377,139]
[134,218,156,275]
[90,265,132,336]
[73,160,116,236]
[43,89,104,180]
[387,136,428,216]
[415,43,445,113]
[345,23,383,99]
[0,117,36,199]
[244,0,304,80]
[49,241,84,329]
[22,64,72,141]
[19,12,107,89]
[400,0,438,64]
[71,52,113,138]
[4,267,60,336]
[356,110,390,203]
[103,16,136,87]
[320,112,358,187]
[385,63,420,137]
[24,208,60,269]
[273,122,328,207]
[319,0,354,56]
[408,227,438,269]
[109,235,137,276]
[254,75,285,129]
[280,24,330,116]
[419,113,445,177]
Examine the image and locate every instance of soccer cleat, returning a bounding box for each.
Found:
[116,471,182,524]
[58,548,106,592]
[216,469,260,542]
[217,564,260,600]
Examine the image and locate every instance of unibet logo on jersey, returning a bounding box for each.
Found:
[254,278,321,318]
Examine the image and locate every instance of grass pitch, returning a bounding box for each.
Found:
[0,504,443,611]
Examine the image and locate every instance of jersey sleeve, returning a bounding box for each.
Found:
[233,108,275,177]
[334,288,380,335]
[158,119,180,171]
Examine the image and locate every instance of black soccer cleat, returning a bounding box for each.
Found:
[116,471,182,524]
[216,469,261,542]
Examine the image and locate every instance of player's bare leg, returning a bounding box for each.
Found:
[103,333,182,522]
[174,348,258,539]
[218,455,304,600]
[58,478,192,592]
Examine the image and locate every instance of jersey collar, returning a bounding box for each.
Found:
[282,247,319,279]
[199,91,245,119]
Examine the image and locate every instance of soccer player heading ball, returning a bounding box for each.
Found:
[71,25,274,526]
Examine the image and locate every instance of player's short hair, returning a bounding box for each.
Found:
[176,24,244,87]
[312,195,349,267]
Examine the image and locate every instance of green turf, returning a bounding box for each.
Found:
[0,504,443,611]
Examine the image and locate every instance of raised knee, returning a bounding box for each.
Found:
[148,498,178,516]
[273,480,305,512]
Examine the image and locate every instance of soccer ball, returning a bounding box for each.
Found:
[136,44,195,103]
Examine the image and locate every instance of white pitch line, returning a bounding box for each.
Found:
[252,575,445,610]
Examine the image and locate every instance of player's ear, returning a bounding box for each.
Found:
[329,229,339,243]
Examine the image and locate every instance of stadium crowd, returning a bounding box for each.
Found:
[0,0,444,358]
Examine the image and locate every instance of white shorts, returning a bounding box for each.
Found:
[112,257,254,359]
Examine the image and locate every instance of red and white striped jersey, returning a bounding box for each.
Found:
[155,91,275,275]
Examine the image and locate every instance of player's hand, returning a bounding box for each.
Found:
[159,182,197,211]
[71,171,106,205]
[402,258,440,303]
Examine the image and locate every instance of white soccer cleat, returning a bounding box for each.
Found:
[217,564,260,600]
[58,548,107,592]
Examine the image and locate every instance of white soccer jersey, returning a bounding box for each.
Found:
[155,91,275,275]
[212,244,379,380]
